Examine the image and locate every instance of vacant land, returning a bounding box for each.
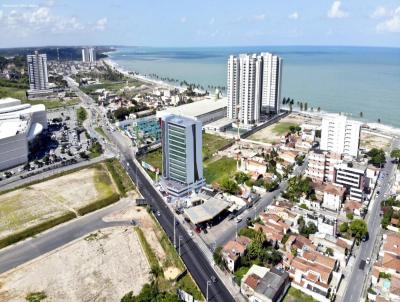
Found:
[204,156,237,185]
[248,114,305,144]
[80,79,143,95]
[0,86,80,109]
[0,163,119,242]
[0,227,151,301]
[104,205,202,300]
[140,133,233,180]
[360,130,392,152]
[283,287,317,302]
[202,133,234,161]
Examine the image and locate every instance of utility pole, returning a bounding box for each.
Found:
[173,215,176,247]
[206,280,211,302]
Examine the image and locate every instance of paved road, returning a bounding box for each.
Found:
[341,139,400,302]
[0,199,133,274]
[66,79,236,302]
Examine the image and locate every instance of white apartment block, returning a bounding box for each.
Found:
[306,151,342,182]
[320,114,361,157]
[82,47,96,63]
[334,162,367,201]
[160,114,205,196]
[27,51,49,91]
[226,52,282,126]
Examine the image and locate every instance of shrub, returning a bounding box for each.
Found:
[77,193,120,215]
[26,291,47,302]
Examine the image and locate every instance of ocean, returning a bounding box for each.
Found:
[109,46,400,128]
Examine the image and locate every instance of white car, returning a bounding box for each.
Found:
[366,257,371,264]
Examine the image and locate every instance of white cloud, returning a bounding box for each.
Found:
[253,14,265,21]
[0,6,86,35]
[209,17,215,25]
[376,6,400,33]
[180,16,187,23]
[371,6,390,19]
[288,12,299,20]
[94,17,107,31]
[327,1,348,19]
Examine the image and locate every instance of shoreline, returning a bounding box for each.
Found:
[103,58,400,139]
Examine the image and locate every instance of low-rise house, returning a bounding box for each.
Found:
[343,199,364,217]
[322,183,346,211]
[285,234,316,256]
[241,265,290,302]
[283,249,339,302]
[222,236,252,272]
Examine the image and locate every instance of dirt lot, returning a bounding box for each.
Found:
[104,205,181,280]
[248,114,311,144]
[0,164,118,240]
[360,130,392,152]
[0,227,151,302]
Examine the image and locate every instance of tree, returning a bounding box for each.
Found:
[367,148,386,167]
[359,112,363,118]
[346,213,354,220]
[235,172,250,184]
[289,103,293,112]
[339,222,349,233]
[304,102,308,111]
[220,177,240,195]
[349,219,368,242]
[326,247,334,256]
[378,118,381,123]
[317,107,321,112]
[391,149,400,162]
[299,102,303,111]
[213,246,224,267]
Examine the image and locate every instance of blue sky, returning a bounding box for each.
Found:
[0,0,399,48]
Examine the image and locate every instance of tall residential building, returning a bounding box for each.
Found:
[306,150,342,182]
[334,162,367,201]
[82,47,96,63]
[320,114,361,157]
[27,51,49,91]
[227,52,282,126]
[160,114,205,196]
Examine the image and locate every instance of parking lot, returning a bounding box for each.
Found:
[0,107,94,183]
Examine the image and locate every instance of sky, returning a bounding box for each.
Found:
[0,0,399,48]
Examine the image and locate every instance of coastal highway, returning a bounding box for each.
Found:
[67,77,236,302]
[341,139,400,302]
[115,143,236,302]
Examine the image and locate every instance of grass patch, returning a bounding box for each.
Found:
[95,126,110,141]
[272,122,298,135]
[0,212,76,249]
[0,85,27,100]
[80,80,142,95]
[105,158,135,196]
[135,227,163,277]
[202,133,234,162]
[76,106,87,124]
[177,273,203,301]
[204,156,237,185]
[25,291,47,302]
[76,193,120,216]
[140,149,162,170]
[283,287,317,302]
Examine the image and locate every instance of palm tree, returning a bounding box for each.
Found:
[317,107,321,112]
[359,112,363,118]
[378,118,381,123]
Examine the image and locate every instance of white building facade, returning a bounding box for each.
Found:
[227,53,282,126]
[0,98,47,171]
[82,47,96,63]
[160,114,205,196]
[320,114,361,157]
[27,51,49,91]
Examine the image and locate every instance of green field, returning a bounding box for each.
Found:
[80,79,143,95]
[140,133,233,182]
[204,156,237,185]
[202,133,234,161]
[94,127,109,141]
[272,122,298,135]
[283,287,317,302]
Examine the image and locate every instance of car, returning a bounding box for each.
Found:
[366,257,371,264]
[156,211,161,217]
[210,276,217,283]
[236,215,243,223]
[362,233,369,242]
[228,214,235,220]
[359,260,366,270]
[246,217,252,222]
[195,227,201,233]
[203,229,208,234]
[189,231,194,237]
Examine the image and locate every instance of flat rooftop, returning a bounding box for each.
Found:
[184,197,230,225]
[157,97,227,119]
[0,118,28,139]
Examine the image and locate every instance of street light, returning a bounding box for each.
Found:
[173,215,176,247]
[206,280,211,302]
